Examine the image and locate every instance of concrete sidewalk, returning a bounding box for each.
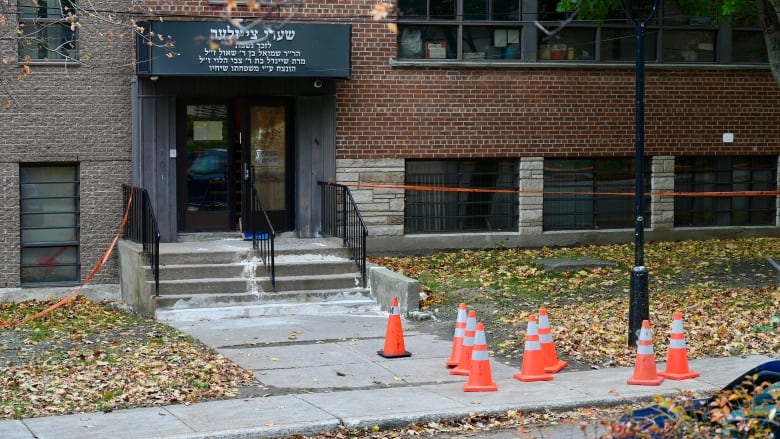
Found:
[0,310,775,439]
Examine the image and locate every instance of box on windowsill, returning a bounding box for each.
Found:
[426,41,447,59]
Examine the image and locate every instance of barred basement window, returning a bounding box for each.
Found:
[543,158,650,231]
[674,156,777,227]
[405,160,518,233]
[20,164,80,285]
[18,0,79,62]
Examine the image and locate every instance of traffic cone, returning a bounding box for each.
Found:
[446,303,468,368]
[451,310,477,375]
[514,314,554,382]
[464,322,498,392]
[659,312,700,380]
[377,297,412,358]
[627,320,664,385]
[538,308,568,374]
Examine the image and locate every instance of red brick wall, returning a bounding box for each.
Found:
[339,23,780,159]
[140,0,364,20]
[139,1,780,160]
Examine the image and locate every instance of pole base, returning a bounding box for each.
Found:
[628,266,649,346]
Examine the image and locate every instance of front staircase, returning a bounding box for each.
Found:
[120,235,376,321]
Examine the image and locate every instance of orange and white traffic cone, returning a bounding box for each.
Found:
[627,320,664,386]
[446,303,468,368]
[538,308,568,374]
[377,297,412,358]
[464,322,498,392]
[451,310,477,376]
[514,314,554,382]
[659,312,700,380]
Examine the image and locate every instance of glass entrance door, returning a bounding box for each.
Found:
[180,103,233,232]
[247,104,290,231]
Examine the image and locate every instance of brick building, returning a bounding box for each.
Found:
[0,0,778,292]
[0,0,132,292]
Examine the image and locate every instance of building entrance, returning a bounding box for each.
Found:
[177,99,294,233]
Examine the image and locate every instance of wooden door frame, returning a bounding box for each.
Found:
[240,98,296,233]
[176,98,237,233]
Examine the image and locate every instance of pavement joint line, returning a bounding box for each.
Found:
[159,407,197,435]
[292,394,347,427]
[216,336,387,349]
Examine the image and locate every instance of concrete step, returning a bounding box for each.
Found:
[159,250,254,266]
[157,241,352,266]
[154,264,249,281]
[270,273,363,292]
[155,287,371,308]
[149,259,358,281]
[155,292,261,309]
[255,287,371,304]
[154,289,376,322]
[152,273,362,296]
[155,278,252,296]
[146,237,374,317]
[155,298,381,322]
[274,259,359,277]
[158,250,355,266]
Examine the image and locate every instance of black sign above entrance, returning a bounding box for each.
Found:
[137,21,351,78]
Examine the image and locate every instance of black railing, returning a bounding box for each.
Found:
[245,185,276,289]
[122,184,161,295]
[319,181,368,288]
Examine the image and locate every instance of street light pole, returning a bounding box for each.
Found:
[624,0,658,346]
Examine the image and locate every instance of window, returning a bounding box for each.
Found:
[538,0,765,63]
[20,164,80,285]
[540,27,598,61]
[598,28,656,62]
[674,157,776,227]
[397,0,523,60]
[543,158,651,230]
[731,14,768,63]
[397,0,767,64]
[18,0,78,62]
[405,160,518,233]
[732,31,768,63]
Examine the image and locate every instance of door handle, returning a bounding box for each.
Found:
[244,163,250,181]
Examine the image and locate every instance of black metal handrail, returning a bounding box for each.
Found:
[246,184,276,289]
[319,181,368,287]
[122,184,161,295]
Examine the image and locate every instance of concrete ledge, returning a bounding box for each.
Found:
[118,239,156,317]
[367,227,780,256]
[0,284,120,304]
[368,265,419,317]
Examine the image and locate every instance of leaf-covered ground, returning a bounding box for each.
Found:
[0,297,256,420]
[0,237,777,426]
[370,237,780,370]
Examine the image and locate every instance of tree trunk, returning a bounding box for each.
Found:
[758,0,780,87]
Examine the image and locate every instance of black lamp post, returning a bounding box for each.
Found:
[624,0,658,346]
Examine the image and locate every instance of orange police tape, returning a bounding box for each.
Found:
[346,182,780,198]
[0,188,134,329]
